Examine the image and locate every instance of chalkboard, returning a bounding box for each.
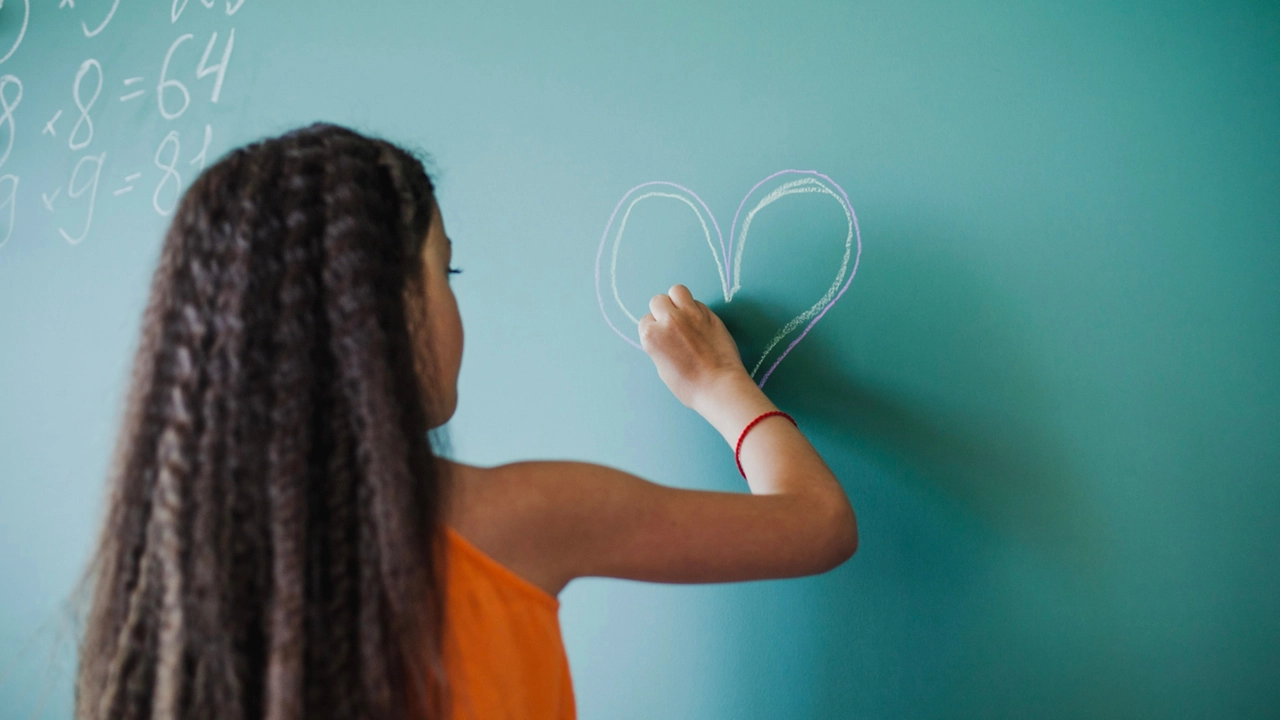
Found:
[2,2,1277,718]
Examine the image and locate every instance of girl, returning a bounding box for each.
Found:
[76,123,857,720]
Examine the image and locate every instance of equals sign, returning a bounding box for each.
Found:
[113,173,142,196]
[119,77,145,102]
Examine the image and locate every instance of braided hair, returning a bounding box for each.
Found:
[76,123,448,720]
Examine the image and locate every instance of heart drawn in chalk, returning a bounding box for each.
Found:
[595,170,862,387]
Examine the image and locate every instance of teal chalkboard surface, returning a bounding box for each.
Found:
[2,2,1278,718]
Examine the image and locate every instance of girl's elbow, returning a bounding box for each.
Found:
[831,506,859,566]
[813,501,858,573]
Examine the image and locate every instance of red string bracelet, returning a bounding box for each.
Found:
[735,410,797,479]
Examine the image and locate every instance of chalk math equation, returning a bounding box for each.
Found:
[0,0,247,251]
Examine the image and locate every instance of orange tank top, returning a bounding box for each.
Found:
[438,526,576,720]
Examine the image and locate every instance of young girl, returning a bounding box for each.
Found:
[76,123,857,720]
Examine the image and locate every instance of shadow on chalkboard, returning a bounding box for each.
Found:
[717,273,1106,579]
[710,233,1119,715]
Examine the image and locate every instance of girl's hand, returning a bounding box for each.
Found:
[638,285,752,413]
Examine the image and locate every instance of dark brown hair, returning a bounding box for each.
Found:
[75,123,448,720]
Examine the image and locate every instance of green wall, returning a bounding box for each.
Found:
[1,1,1277,717]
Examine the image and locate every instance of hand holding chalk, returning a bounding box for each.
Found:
[638,284,850,556]
[638,285,773,435]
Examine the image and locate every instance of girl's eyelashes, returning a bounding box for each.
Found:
[448,267,463,275]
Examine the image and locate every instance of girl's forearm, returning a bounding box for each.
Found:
[692,370,842,502]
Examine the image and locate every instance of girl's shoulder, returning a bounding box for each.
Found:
[440,458,659,595]
[441,460,586,597]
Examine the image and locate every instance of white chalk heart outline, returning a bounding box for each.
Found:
[595,169,862,387]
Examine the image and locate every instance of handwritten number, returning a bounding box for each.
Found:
[68,59,101,150]
[0,74,21,169]
[196,28,234,103]
[59,152,105,245]
[153,131,181,216]
[0,174,16,250]
[82,0,120,37]
[157,34,193,120]
[174,0,241,21]
[189,124,212,173]
[0,0,30,65]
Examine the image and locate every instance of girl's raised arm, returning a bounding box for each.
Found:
[481,284,857,592]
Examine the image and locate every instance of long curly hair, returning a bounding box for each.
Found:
[75,123,449,720]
